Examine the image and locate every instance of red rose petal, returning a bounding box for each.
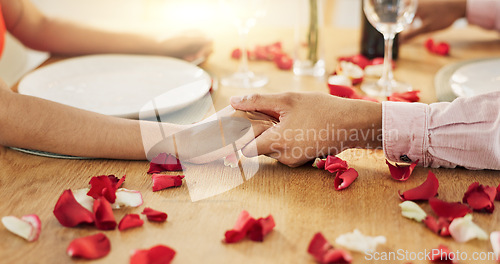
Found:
[313,158,326,169]
[151,174,185,192]
[141,207,168,222]
[428,244,456,263]
[496,183,500,201]
[248,215,275,242]
[387,91,420,102]
[87,175,118,203]
[386,159,418,181]
[130,245,176,264]
[106,175,125,188]
[338,54,370,69]
[399,171,439,201]
[334,168,359,191]
[434,42,450,56]
[425,38,434,52]
[67,233,110,260]
[231,48,241,59]
[307,232,352,264]
[429,197,472,219]
[423,216,451,237]
[328,84,359,99]
[462,182,496,213]
[224,210,257,243]
[53,189,94,227]
[275,54,293,70]
[118,214,144,231]
[93,198,116,230]
[325,156,349,173]
[148,153,183,173]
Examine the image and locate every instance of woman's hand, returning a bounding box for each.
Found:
[160,30,213,62]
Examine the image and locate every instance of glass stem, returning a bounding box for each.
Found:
[379,33,395,95]
[238,27,250,74]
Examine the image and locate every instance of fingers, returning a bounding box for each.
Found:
[230,93,293,119]
[241,126,280,157]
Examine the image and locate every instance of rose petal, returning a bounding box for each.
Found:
[148,153,183,173]
[328,83,359,99]
[462,182,496,213]
[53,189,94,227]
[130,245,176,264]
[434,42,450,56]
[93,198,116,230]
[112,188,143,209]
[118,214,144,231]
[490,231,500,262]
[325,156,349,173]
[338,54,370,69]
[334,168,359,191]
[364,64,383,77]
[429,197,472,219]
[312,158,326,169]
[248,215,275,242]
[152,174,185,192]
[223,152,240,168]
[87,175,118,203]
[496,184,500,201]
[448,214,488,243]
[308,232,352,264]
[399,201,427,222]
[224,210,257,243]
[141,207,167,222]
[1,214,41,242]
[423,216,451,237]
[428,244,457,264]
[386,160,418,181]
[424,38,434,52]
[107,175,125,188]
[399,171,439,201]
[334,229,386,253]
[73,188,94,212]
[328,75,352,87]
[67,233,110,260]
[387,91,420,102]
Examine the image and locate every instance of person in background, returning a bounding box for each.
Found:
[0,0,276,161]
[401,0,500,41]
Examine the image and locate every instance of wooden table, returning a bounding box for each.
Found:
[1,25,500,264]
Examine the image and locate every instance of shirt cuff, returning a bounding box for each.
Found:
[382,101,429,166]
[466,0,500,30]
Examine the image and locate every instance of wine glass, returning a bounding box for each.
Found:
[220,0,268,88]
[361,0,418,97]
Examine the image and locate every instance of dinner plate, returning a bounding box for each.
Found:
[435,58,500,101]
[18,54,212,118]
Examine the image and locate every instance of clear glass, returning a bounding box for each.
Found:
[361,0,418,97]
[220,0,268,88]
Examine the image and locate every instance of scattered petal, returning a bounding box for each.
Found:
[423,216,451,237]
[223,153,239,168]
[107,175,126,188]
[399,171,439,201]
[462,182,496,213]
[496,184,500,201]
[338,61,364,85]
[335,229,386,253]
[364,64,383,77]
[118,214,144,231]
[87,175,118,203]
[152,174,185,192]
[399,201,427,222]
[448,214,488,243]
[338,54,370,69]
[425,38,450,56]
[53,189,94,227]
[274,54,293,70]
[428,244,457,264]
[308,232,353,264]
[224,210,257,243]
[248,215,275,242]
[1,214,41,242]
[73,188,94,212]
[325,156,349,173]
[334,168,359,191]
[490,231,500,262]
[387,91,420,102]
[429,197,472,219]
[67,233,110,260]
[148,153,183,173]
[386,160,418,181]
[130,245,176,264]
[141,207,168,222]
[112,188,143,209]
[93,198,116,230]
[313,158,326,169]
[328,75,352,87]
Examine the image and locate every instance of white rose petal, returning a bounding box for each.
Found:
[112,188,143,209]
[491,231,500,261]
[335,229,386,253]
[364,64,384,77]
[399,201,427,222]
[327,75,351,87]
[449,214,488,243]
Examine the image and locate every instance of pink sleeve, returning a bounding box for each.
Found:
[382,91,500,170]
[466,0,500,31]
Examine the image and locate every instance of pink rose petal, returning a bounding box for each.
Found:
[423,216,451,237]
[224,210,257,243]
[248,215,275,242]
[462,182,496,213]
[386,160,418,181]
[151,174,185,192]
[130,245,176,264]
[399,171,439,201]
[429,197,472,219]
[141,207,168,222]
[334,168,359,191]
[53,189,94,227]
[93,198,116,230]
[148,153,183,173]
[1,214,41,242]
[118,214,144,231]
[428,244,457,263]
[307,232,352,264]
[67,233,110,260]
[325,156,349,173]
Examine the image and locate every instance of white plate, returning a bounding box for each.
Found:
[18,54,211,118]
[449,58,500,98]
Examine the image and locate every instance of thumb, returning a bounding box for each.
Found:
[230,93,286,119]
